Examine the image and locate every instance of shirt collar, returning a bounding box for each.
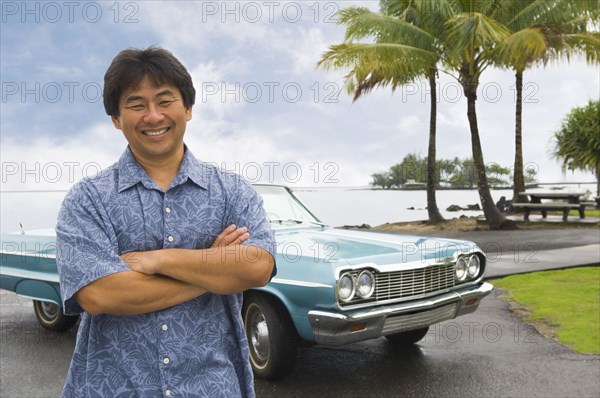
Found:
[117,145,209,193]
[173,146,209,190]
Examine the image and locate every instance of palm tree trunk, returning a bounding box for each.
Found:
[596,159,600,198]
[426,72,445,224]
[512,70,528,205]
[463,82,514,230]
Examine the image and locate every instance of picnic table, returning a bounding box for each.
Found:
[513,191,588,221]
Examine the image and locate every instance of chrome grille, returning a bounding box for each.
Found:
[375,263,456,301]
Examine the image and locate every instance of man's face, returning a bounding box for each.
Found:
[111,76,192,164]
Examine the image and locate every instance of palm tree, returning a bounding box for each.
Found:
[493,0,600,204]
[551,99,600,196]
[317,5,446,224]
[439,1,515,229]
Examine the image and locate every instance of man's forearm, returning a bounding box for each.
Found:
[127,245,274,294]
[75,270,205,316]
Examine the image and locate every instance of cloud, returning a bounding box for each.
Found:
[1,1,599,232]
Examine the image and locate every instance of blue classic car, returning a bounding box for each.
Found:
[0,184,492,380]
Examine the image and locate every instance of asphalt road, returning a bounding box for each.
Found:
[409,227,600,253]
[2,287,599,398]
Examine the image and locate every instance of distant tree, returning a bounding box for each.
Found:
[524,167,538,185]
[448,159,477,189]
[436,158,461,186]
[485,163,512,188]
[398,153,426,183]
[388,163,404,187]
[371,172,394,189]
[551,99,600,196]
[374,155,516,189]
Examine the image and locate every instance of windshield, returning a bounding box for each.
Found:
[254,185,322,225]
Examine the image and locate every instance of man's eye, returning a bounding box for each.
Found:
[160,100,174,107]
[127,104,144,111]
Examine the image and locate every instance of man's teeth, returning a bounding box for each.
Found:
[144,128,168,136]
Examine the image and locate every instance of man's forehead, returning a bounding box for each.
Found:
[121,77,180,102]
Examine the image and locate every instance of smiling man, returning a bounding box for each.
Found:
[56,47,276,397]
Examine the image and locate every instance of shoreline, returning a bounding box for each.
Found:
[341,215,600,234]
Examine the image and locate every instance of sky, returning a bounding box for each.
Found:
[1,0,599,232]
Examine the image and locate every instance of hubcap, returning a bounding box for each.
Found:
[41,302,59,318]
[248,306,270,367]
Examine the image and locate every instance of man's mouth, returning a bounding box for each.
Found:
[142,127,169,136]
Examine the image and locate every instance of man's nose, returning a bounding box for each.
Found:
[143,104,165,123]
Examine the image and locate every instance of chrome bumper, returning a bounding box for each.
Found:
[307,282,493,346]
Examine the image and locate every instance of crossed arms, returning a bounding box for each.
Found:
[75,225,275,316]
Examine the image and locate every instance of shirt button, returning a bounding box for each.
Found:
[162,324,168,331]
[167,236,174,242]
[165,389,171,396]
[163,357,170,365]
[165,207,171,214]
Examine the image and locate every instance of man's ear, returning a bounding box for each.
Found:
[111,115,122,130]
[186,107,192,122]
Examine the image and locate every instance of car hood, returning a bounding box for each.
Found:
[273,226,481,267]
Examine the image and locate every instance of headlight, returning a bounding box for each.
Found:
[467,255,480,278]
[455,256,468,281]
[338,273,355,302]
[356,270,375,299]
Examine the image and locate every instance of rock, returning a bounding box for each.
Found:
[407,206,415,210]
[446,204,463,212]
[340,223,372,230]
[466,203,481,211]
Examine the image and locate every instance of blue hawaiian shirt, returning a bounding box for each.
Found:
[56,146,276,398]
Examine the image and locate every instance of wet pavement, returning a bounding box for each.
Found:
[1,226,599,397]
[2,287,598,398]
[255,288,600,398]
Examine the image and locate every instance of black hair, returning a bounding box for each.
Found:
[103,46,195,117]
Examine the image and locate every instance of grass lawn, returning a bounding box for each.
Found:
[493,266,600,354]
[570,208,600,218]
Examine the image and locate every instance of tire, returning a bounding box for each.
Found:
[385,327,429,347]
[242,292,298,380]
[33,300,79,332]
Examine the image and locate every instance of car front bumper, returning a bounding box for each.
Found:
[307,282,493,346]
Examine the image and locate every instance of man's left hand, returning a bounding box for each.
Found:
[121,224,249,275]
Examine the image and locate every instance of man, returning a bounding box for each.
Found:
[56,46,276,397]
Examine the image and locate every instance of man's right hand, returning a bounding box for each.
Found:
[211,224,249,247]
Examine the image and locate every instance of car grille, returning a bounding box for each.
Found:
[375,263,456,302]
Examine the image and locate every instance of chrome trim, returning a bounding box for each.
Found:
[0,250,56,259]
[15,294,61,306]
[334,249,485,277]
[270,277,332,288]
[308,282,493,346]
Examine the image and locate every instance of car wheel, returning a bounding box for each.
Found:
[242,292,298,380]
[33,300,79,332]
[385,327,429,346]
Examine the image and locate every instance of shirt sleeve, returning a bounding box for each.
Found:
[56,181,129,315]
[228,178,277,279]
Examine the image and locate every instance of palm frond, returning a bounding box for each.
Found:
[446,12,511,61]
[318,42,437,72]
[565,32,600,63]
[495,27,553,70]
[337,7,437,52]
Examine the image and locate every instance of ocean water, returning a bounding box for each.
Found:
[1,184,595,233]
[293,187,510,227]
